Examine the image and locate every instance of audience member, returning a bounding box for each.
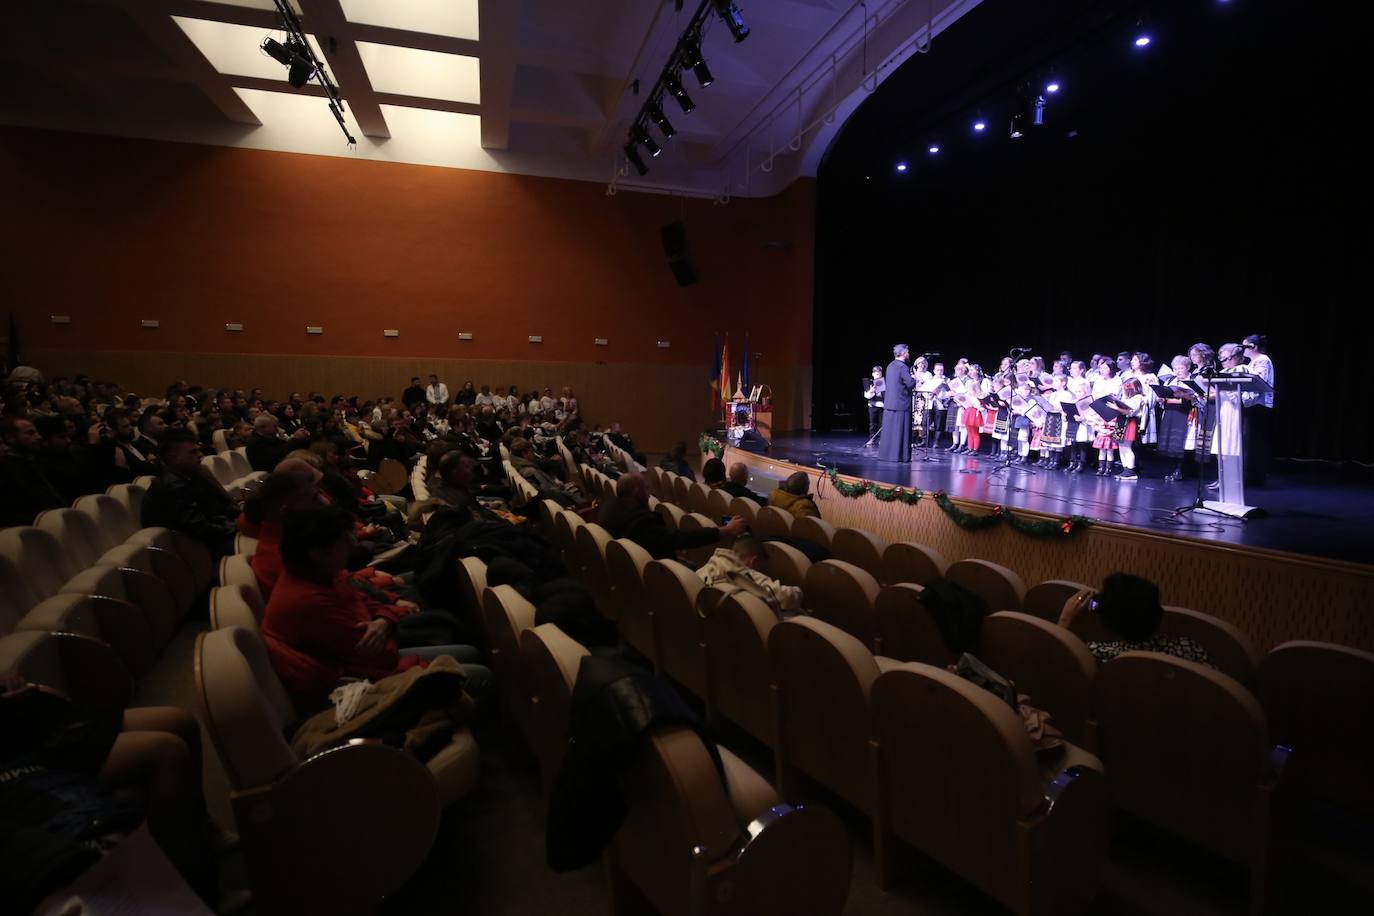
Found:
[659,441,696,481]
[131,411,165,458]
[402,376,427,408]
[600,473,745,560]
[425,373,449,407]
[1058,572,1212,666]
[703,458,767,506]
[246,413,307,472]
[695,535,803,616]
[0,416,68,525]
[768,471,821,519]
[141,431,239,558]
[511,437,584,504]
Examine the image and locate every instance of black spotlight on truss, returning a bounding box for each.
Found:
[630,122,662,158]
[680,37,714,87]
[624,143,649,176]
[663,70,695,114]
[262,37,316,88]
[712,0,750,42]
[263,0,354,143]
[644,99,676,139]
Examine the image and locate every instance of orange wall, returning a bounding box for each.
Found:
[0,127,814,371]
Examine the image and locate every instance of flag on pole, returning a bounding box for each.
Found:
[719,335,730,420]
[709,333,721,411]
[741,334,750,394]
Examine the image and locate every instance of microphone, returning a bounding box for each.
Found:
[1008,346,1033,354]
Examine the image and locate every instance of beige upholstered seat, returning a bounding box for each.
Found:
[0,626,133,715]
[879,540,949,586]
[790,516,836,551]
[687,481,712,516]
[551,509,585,574]
[537,498,563,540]
[644,559,708,699]
[219,553,261,602]
[872,583,953,666]
[803,559,881,650]
[704,591,778,747]
[233,533,258,557]
[677,512,722,566]
[197,626,478,915]
[1022,579,1093,622]
[976,611,1097,745]
[727,496,759,524]
[758,540,810,590]
[609,725,852,916]
[0,525,179,651]
[947,558,1026,612]
[1069,603,1260,686]
[454,556,488,647]
[655,500,686,530]
[671,475,692,508]
[480,584,536,691]
[704,487,732,521]
[751,505,793,538]
[831,527,887,580]
[573,522,615,616]
[212,428,231,454]
[556,437,585,491]
[769,617,894,813]
[517,623,589,790]
[371,457,408,495]
[1090,651,1286,910]
[35,507,196,614]
[203,453,237,486]
[871,663,1108,915]
[209,584,263,632]
[606,538,656,666]
[74,490,213,593]
[1257,640,1374,817]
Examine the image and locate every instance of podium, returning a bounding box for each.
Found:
[1203,373,1273,519]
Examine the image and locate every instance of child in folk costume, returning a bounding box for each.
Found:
[963,364,991,455]
[1094,370,1145,480]
[1038,373,1071,469]
[1157,355,1202,481]
[1011,375,1042,464]
[1066,372,1094,473]
[923,362,950,447]
[991,373,1015,460]
[1090,360,1125,476]
[945,363,971,452]
[1126,352,1160,448]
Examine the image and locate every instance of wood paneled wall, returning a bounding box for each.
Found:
[28,349,811,453]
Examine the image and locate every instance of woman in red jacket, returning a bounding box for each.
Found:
[260,506,491,696]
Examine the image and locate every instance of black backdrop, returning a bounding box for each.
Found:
[814,0,1372,461]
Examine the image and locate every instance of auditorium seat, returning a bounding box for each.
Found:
[219,554,261,601]
[644,559,708,700]
[573,522,614,616]
[202,452,237,487]
[234,533,258,556]
[225,448,265,486]
[66,493,209,599]
[0,525,180,651]
[209,583,263,632]
[677,512,722,566]
[704,591,778,747]
[555,437,585,491]
[1067,603,1260,686]
[872,583,953,667]
[132,474,156,489]
[759,540,810,590]
[769,616,899,813]
[947,558,1026,612]
[481,584,540,748]
[1022,579,1094,622]
[803,559,881,650]
[655,500,686,531]
[751,505,793,539]
[830,526,888,580]
[211,428,231,454]
[197,625,476,916]
[791,516,837,551]
[672,475,692,508]
[879,540,948,586]
[727,496,759,524]
[975,611,1097,746]
[871,663,1108,915]
[454,557,488,648]
[551,509,585,574]
[370,457,408,496]
[0,618,134,715]
[518,623,589,792]
[1089,651,1288,911]
[687,481,712,516]
[705,488,732,521]
[609,724,852,916]
[35,506,197,614]
[606,538,656,667]
[410,455,430,501]
[1257,640,1374,817]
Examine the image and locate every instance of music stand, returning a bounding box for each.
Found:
[985,391,1036,477]
[908,389,941,462]
[1172,373,1272,520]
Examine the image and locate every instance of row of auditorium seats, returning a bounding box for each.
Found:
[201,445,267,500]
[566,458,1374,914]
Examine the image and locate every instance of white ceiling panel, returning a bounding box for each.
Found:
[340,0,480,41]
[173,17,323,83]
[355,41,480,104]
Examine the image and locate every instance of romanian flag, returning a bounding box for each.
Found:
[719,335,730,418]
[709,334,721,411]
[741,333,750,394]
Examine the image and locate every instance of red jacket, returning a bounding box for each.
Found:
[252,522,401,602]
[261,569,420,692]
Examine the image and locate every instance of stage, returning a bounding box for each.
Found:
[756,432,1374,566]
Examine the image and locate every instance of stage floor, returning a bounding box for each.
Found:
[757,433,1374,566]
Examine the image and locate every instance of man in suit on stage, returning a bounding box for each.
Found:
[878,343,916,462]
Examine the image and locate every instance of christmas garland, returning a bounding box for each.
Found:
[820,467,1090,538]
[698,434,725,459]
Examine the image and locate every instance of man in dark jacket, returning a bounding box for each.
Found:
[703,458,767,507]
[246,413,307,472]
[142,431,239,558]
[401,376,427,409]
[0,417,67,526]
[599,473,745,560]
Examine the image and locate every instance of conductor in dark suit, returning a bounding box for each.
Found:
[877,344,916,462]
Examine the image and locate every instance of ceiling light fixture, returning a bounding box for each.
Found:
[624,143,649,176]
[630,122,662,158]
[713,1,750,42]
[262,1,354,143]
[645,99,676,139]
[663,69,696,114]
[680,36,714,87]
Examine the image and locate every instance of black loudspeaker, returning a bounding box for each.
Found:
[660,221,701,286]
[738,429,770,453]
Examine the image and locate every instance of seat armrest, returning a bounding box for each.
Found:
[62,564,180,646]
[0,630,133,715]
[19,593,156,677]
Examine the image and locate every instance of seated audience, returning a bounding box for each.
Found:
[246,413,306,472]
[131,411,165,459]
[0,416,69,525]
[141,431,239,558]
[1058,572,1212,666]
[768,471,821,519]
[261,506,491,694]
[606,421,645,467]
[511,437,584,504]
[658,440,696,481]
[600,473,746,560]
[703,458,768,506]
[696,535,803,616]
[111,408,160,476]
[401,376,427,408]
[425,373,449,406]
[248,468,325,599]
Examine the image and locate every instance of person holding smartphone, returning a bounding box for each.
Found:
[1058,573,1211,666]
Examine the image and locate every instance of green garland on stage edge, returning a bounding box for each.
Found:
[699,434,725,459]
[820,468,1090,538]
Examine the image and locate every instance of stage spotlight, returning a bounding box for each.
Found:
[896,162,908,172]
[1033,95,1046,126]
[928,145,940,154]
[1009,114,1025,139]
[630,122,662,158]
[713,1,750,42]
[1134,34,1151,47]
[645,100,675,139]
[262,36,316,88]
[663,70,696,113]
[624,143,649,176]
[1046,81,1061,93]
[680,38,714,87]
[973,119,987,132]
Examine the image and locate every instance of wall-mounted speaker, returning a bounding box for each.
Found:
[660,221,701,286]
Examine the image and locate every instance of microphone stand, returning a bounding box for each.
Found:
[1171,362,1222,519]
[909,353,945,463]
